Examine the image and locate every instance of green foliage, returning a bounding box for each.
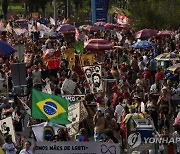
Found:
[128,0,180,29]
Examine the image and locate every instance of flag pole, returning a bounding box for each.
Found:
[53,0,57,28]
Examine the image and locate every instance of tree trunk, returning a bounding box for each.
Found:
[2,0,8,21]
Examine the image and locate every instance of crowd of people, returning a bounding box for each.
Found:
[0,15,179,154]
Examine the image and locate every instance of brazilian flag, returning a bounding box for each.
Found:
[31,88,71,124]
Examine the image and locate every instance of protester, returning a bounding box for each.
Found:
[0,14,178,154]
[19,141,35,154]
[2,134,17,154]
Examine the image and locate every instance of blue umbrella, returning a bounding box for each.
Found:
[0,40,15,56]
[132,40,156,49]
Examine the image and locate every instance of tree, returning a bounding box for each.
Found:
[2,0,8,20]
[128,0,180,29]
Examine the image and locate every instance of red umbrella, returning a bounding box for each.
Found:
[104,23,116,29]
[84,26,99,32]
[94,22,106,26]
[84,39,113,51]
[157,30,173,36]
[135,29,157,38]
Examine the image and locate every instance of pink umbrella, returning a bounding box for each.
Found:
[56,24,75,32]
[135,29,157,38]
[15,19,28,23]
[84,39,113,51]
[94,22,106,26]
[158,30,173,36]
[84,26,99,32]
[104,23,116,30]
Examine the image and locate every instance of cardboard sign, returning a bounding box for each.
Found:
[35,141,120,154]
[83,65,103,93]
[0,117,16,143]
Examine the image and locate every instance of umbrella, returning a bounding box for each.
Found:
[94,22,106,27]
[0,40,15,56]
[135,29,157,38]
[132,40,156,49]
[104,23,116,30]
[83,26,99,32]
[157,30,173,36]
[155,53,180,61]
[167,63,180,73]
[84,39,113,51]
[56,24,75,32]
[15,19,28,23]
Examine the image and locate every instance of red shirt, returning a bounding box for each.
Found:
[112,92,123,108]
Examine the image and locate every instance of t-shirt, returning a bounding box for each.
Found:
[2,143,16,154]
[173,131,180,153]
[19,148,34,154]
[115,104,125,122]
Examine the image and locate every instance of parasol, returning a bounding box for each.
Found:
[84,39,113,51]
[83,26,99,32]
[157,30,173,36]
[94,22,106,27]
[132,40,156,49]
[0,40,15,56]
[56,24,75,32]
[135,29,157,38]
[155,53,180,61]
[167,63,180,73]
[15,19,28,23]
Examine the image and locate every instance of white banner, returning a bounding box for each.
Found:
[35,141,120,154]
[0,117,16,143]
[83,65,103,93]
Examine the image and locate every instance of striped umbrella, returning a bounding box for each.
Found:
[104,23,116,29]
[94,22,106,26]
[0,40,15,56]
[135,29,157,38]
[157,30,173,36]
[167,63,180,73]
[83,26,99,32]
[84,39,113,51]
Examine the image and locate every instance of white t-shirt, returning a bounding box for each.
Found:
[2,143,16,154]
[173,131,180,153]
[19,148,34,154]
[115,104,125,122]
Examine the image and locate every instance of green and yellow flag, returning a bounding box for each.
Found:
[31,88,71,124]
[73,41,84,55]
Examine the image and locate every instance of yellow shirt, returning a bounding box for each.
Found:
[0,147,4,154]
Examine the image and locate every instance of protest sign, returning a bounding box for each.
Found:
[80,54,94,66]
[62,95,85,104]
[35,141,120,154]
[0,117,16,143]
[83,65,103,93]
[63,95,87,135]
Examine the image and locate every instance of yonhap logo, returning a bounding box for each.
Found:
[128,133,141,148]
